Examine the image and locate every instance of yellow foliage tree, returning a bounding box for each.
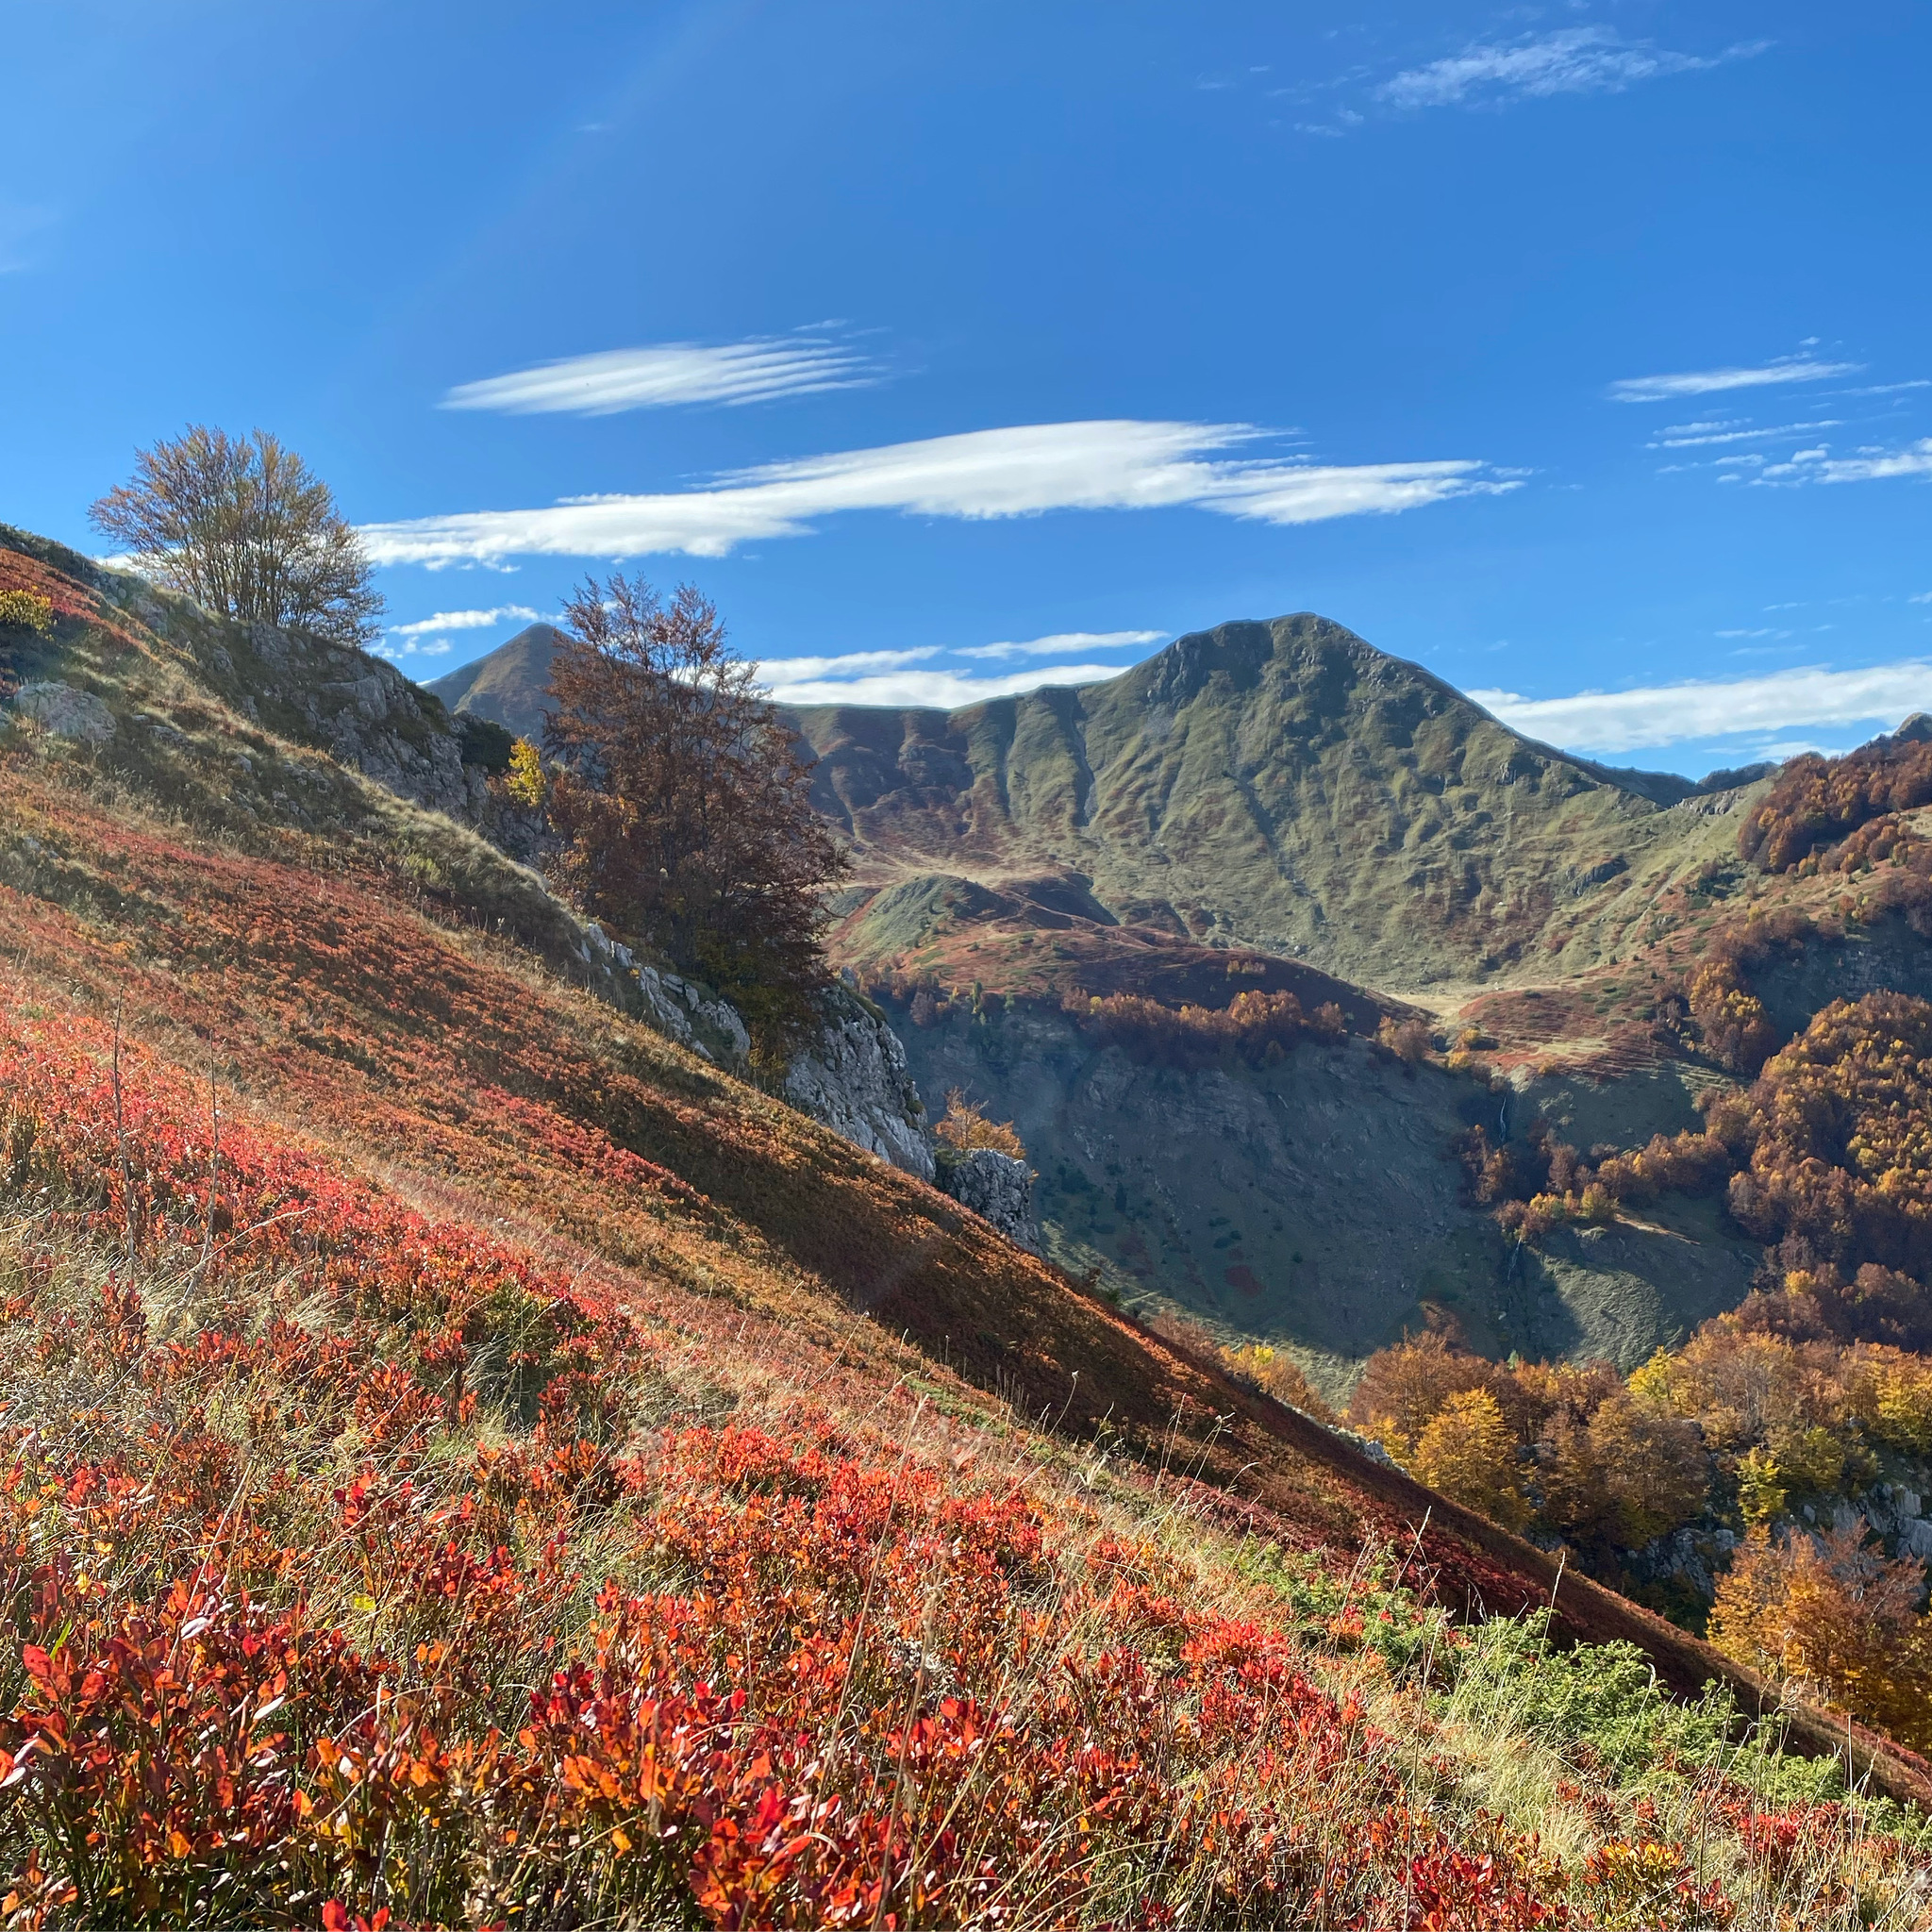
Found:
[1842,1345,1932,1455]
[505,737,546,810]
[933,1089,1025,1159]
[0,589,54,636]
[1347,1332,1497,1460]
[1410,1388,1532,1532]
[1586,1391,1708,1546]
[1221,1343,1336,1424]
[1709,1523,1932,1751]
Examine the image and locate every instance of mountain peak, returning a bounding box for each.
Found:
[424,622,567,733]
[791,609,1759,987]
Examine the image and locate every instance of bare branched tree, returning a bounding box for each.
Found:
[90,425,383,648]
[543,574,848,1038]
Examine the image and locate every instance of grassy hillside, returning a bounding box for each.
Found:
[791,615,1757,991]
[7,539,1932,1920]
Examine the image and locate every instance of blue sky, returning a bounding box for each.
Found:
[6,0,1929,777]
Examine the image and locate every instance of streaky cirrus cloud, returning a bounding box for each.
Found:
[388,604,541,638]
[1608,357,1861,403]
[762,662,1139,710]
[957,628,1164,661]
[1378,26,1767,110]
[1647,418,1840,450]
[1470,661,1932,755]
[359,421,1515,567]
[441,335,885,416]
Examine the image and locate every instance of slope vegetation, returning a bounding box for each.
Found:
[5,535,1931,1917]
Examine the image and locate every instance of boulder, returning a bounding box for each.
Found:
[8,680,115,743]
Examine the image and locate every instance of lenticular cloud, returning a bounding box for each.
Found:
[359,420,1513,566]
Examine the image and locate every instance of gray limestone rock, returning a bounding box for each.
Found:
[575,927,930,1181]
[8,680,115,743]
[785,987,935,1181]
[1627,1523,1740,1604]
[938,1148,1040,1249]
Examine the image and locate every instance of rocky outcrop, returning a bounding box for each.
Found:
[8,681,116,743]
[937,1148,1040,1248]
[579,923,754,1066]
[1816,1480,1932,1561]
[1625,1524,1740,1605]
[784,987,934,1182]
[577,924,935,1180]
[1630,1479,1932,1608]
[206,620,486,822]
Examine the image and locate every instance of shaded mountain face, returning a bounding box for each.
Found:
[789,615,1746,991]
[425,622,566,733]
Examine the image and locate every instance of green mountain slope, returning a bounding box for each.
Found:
[791,614,1759,990]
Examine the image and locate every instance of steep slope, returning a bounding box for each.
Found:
[424,620,565,732]
[0,531,1687,1624]
[791,614,1758,991]
[5,524,1929,1922]
[885,991,1758,1386]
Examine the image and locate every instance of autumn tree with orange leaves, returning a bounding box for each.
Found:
[542,575,848,1042]
[1709,1523,1932,1752]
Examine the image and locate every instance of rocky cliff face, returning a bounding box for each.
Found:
[215,618,486,821]
[937,1148,1040,1249]
[578,923,935,1182]
[783,986,935,1182]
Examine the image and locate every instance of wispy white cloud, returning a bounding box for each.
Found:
[956,628,1164,661]
[1608,357,1861,403]
[388,605,541,638]
[765,663,1134,710]
[441,335,884,416]
[755,634,1164,707]
[756,648,940,684]
[1379,27,1766,110]
[1648,418,1840,449]
[360,421,1515,568]
[1912,592,1932,606]
[1471,661,1932,755]
[1716,627,1791,640]
[1750,440,1932,486]
[374,637,456,661]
